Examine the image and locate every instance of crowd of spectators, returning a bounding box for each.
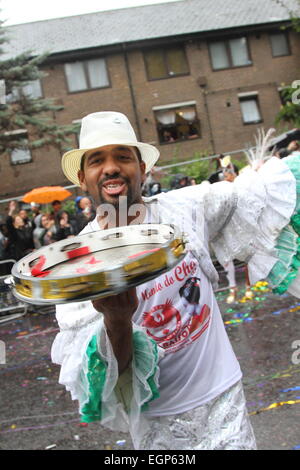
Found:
[0,196,95,274]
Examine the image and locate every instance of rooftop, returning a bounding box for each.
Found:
[2,0,298,59]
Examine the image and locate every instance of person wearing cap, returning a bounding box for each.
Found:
[51,111,300,450]
[74,196,95,234]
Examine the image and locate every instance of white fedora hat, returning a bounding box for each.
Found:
[62,111,160,186]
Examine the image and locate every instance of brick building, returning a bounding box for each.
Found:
[1,0,299,199]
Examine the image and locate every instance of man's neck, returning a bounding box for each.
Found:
[97,200,147,230]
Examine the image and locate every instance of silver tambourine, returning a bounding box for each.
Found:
[11,224,186,304]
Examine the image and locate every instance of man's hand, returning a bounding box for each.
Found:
[92,287,138,374]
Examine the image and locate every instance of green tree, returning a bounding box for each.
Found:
[276,83,300,128]
[274,0,300,128]
[0,15,78,155]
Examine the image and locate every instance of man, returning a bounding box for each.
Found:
[51,200,62,223]
[74,196,95,233]
[51,112,299,450]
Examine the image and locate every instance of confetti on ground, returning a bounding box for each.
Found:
[249,399,300,416]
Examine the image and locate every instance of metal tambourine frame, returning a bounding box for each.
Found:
[11,224,186,305]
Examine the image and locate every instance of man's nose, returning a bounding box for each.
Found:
[102,157,121,176]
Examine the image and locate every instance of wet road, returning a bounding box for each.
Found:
[0,279,299,451]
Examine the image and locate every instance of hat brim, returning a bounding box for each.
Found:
[61,142,160,186]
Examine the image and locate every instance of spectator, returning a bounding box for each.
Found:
[6,201,34,260]
[162,130,175,143]
[276,140,300,159]
[149,181,162,196]
[170,173,190,190]
[51,200,62,224]
[0,222,12,274]
[18,208,33,228]
[54,210,78,241]
[40,213,57,246]
[30,202,42,229]
[74,197,95,233]
[75,196,83,213]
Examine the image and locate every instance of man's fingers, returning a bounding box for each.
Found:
[92,287,138,313]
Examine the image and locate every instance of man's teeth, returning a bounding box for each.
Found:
[106,183,122,188]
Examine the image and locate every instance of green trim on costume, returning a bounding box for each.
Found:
[80,330,160,423]
[131,330,160,412]
[268,153,300,294]
[80,335,107,423]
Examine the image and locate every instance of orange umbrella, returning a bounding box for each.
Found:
[22,186,72,204]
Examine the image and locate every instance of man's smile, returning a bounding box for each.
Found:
[101,178,127,197]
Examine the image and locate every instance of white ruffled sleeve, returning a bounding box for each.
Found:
[209,157,297,284]
[51,301,163,436]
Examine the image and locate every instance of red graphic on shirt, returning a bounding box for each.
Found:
[142,300,181,343]
[142,278,211,354]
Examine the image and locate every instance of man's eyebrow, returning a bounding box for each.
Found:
[86,146,134,161]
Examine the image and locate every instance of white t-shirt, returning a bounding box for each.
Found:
[85,202,241,417]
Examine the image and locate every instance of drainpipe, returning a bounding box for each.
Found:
[201,88,215,154]
[122,43,142,140]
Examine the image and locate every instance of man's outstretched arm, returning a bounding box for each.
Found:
[92,287,138,374]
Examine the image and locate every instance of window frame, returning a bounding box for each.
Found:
[64,57,111,94]
[269,31,291,58]
[208,36,252,71]
[143,45,190,81]
[153,102,201,145]
[238,93,263,125]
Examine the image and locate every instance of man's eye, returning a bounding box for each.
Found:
[89,157,102,165]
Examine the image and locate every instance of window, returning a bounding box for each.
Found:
[144,47,189,80]
[209,37,252,70]
[64,58,109,92]
[11,147,32,165]
[239,94,262,124]
[22,79,43,99]
[153,103,200,144]
[6,79,43,103]
[6,131,32,165]
[270,33,290,57]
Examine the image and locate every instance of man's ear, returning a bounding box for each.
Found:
[140,161,147,183]
[78,170,87,192]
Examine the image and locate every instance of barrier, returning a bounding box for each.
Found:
[0,259,28,323]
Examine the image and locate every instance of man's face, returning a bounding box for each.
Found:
[52,202,61,212]
[79,197,92,210]
[78,145,146,209]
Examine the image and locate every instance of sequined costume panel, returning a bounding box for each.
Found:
[137,380,257,450]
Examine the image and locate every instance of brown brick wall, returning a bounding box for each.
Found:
[1,29,299,200]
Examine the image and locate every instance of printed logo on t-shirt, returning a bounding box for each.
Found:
[141,269,211,353]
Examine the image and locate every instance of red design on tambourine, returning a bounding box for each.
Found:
[30,255,52,278]
[66,246,91,260]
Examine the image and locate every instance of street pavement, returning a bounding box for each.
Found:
[0,276,299,451]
